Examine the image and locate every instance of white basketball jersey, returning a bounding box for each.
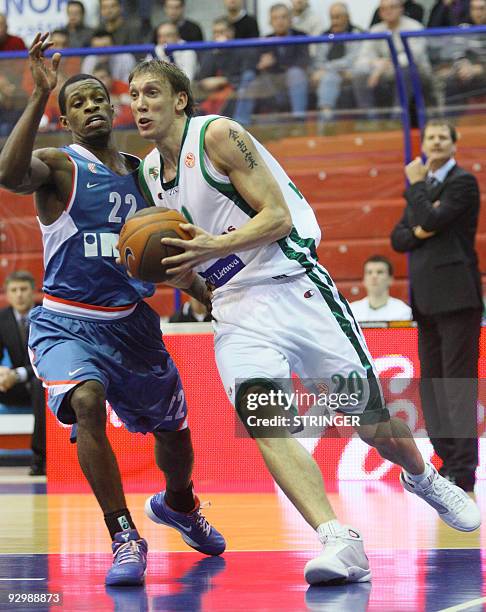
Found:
[139,115,322,293]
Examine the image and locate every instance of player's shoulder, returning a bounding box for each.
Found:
[140,147,161,180]
[33,147,71,170]
[142,147,160,165]
[205,117,244,147]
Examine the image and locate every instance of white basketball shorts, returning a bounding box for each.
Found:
[212,269,388,424]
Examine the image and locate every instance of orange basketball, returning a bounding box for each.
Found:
[119,207,191,283]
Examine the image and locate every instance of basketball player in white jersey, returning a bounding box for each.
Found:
[129,59,480,585]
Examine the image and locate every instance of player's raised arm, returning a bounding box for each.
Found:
[203,117,292,254]
[0,33,61,193]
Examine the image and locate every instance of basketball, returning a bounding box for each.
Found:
[118,207,191,283]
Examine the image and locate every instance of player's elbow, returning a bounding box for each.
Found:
[282,212,293,236]
[279,211,292,237]
[0,166,20,191]
[0,168,10,189]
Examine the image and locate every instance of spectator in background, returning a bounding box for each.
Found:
[82,30,136,82]
[244,3,309,119]
[463,0,486,22]
[152,21,197,81]
[391,120,482,492]
[350,255,412,322]
[162,0,203,42]
[92,63,134,127]
[224,0,260,39]
[0,271,45,476]
[428,0,470,27]
[445,0,486,106]
[100,0,142,46]
[23,31,80,132]
[0,73,28,136]
[66,0,93,48]
[353,0,429,117]
[196,16,256,123]
[291,0,322,36]
[312,2,362,129]
[370,0,424,26]
[169,298,211,323]
[49,29,69,50]
[0,13,26,51]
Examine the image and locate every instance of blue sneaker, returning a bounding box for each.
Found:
[105,529,148,586]
[144,492,226,556]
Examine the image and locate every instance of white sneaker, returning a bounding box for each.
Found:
[304,525,371,586]
[400,463,481,532]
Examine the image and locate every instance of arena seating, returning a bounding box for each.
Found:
[0,126,485,315]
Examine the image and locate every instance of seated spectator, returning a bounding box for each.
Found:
[428,0,470,27]
[312,2,362,129]
[91,63,134,127]
[162,0,203,42]
[0,13,26,52]
[0,271,46,476]
[169,298,211,323]
[66,0,94,48]
[224,0,260,39]
[353,0,430,117]
[81,30,136,83]
[50,29,69,50]
[291,0,323,36]
[445,0,486,107]
[0,73,27,137]
[350,255,412,322]
[244,3,309,120]
[196,17,256,123]
[370,0,424,26]
[100,0,142,45]
[152,21,197,80]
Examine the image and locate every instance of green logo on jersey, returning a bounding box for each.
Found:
[149,167,159,181]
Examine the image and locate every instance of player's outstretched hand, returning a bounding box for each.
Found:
[29,32,61,95]
[161,224,224,275]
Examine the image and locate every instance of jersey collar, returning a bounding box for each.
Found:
[160,117,191,191]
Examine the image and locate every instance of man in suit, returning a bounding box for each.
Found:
[0,270,45,475]
[391,119,482,492]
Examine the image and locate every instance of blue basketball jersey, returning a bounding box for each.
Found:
[41,144,154,316]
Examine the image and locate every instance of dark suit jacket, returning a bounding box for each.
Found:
[261,29,310,73]
[390,163,482,316]
[0,306,35,405]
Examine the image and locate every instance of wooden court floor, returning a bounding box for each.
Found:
[0,480,485,611]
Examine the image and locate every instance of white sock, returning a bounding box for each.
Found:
[404,461,432,483]
[316,519,344,541]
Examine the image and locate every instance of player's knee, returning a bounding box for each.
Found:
[356,421,393,452]
[356,423,379,447]
[70,381,106,429]
[235,381,291,438]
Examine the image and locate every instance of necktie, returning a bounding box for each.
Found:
[425,175,440,195]
[426,175,440,188]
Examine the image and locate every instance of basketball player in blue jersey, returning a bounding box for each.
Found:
[130,59,481,586]
[0,35,225,587]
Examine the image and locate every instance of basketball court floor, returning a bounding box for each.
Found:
[0,471,484,612]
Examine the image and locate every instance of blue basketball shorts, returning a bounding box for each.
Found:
[28,301,187,434]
